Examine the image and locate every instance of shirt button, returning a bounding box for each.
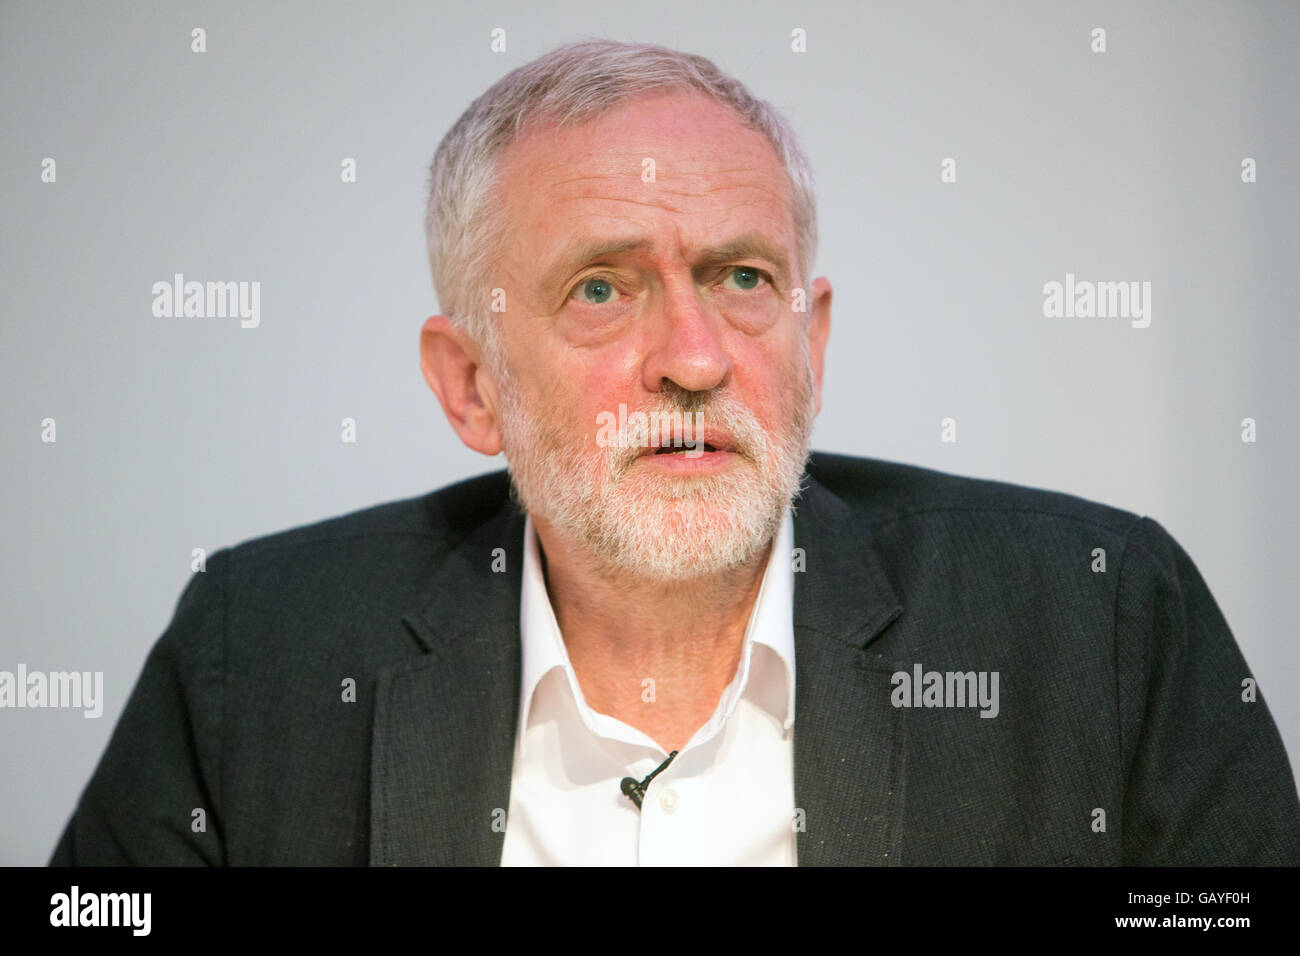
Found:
[659,789,679,814]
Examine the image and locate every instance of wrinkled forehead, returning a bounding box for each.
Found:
[493,92,797,246]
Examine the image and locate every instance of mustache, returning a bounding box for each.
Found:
[605,388,766,472]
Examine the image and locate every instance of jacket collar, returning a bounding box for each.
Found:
[370,487,525,865]
[369,466,905,865]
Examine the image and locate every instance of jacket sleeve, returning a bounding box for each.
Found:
[1115,517,1300,864]
[49,551,229,865]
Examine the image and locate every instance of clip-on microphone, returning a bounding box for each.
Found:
[619,750,680,810]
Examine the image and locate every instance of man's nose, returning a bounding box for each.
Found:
[640,277,731,394]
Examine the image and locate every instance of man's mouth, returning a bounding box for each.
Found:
[653,442,719,455]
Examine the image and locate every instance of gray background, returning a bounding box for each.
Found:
[2,0,1296,864]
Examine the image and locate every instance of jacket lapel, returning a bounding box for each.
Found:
[792,476,906,865]
[370,493,525,865]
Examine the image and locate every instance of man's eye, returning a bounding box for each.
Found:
[571,276,620,305]
[721,266,770,292]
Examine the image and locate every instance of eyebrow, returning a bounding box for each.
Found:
[539,230,793,297]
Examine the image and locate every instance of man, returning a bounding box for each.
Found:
[51,39,1299,866]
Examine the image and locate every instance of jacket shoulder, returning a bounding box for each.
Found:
[197,468,515,654]
[222,469,513,563]
[806,451,1141,536]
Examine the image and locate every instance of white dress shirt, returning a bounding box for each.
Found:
[500,510,798,866]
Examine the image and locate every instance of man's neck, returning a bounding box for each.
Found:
[533,518,774,753]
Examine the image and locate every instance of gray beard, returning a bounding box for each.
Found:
[496,363,815,581]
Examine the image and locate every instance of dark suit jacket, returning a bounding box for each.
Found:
[50,453,1300,865]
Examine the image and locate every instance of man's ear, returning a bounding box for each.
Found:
[420,315,504,456]
[807,277,832,416]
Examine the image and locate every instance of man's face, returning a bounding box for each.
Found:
[486,91,827,580]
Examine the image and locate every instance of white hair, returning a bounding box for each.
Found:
[423,37,819,363]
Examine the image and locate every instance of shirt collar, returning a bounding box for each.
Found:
[515,510,796,757]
